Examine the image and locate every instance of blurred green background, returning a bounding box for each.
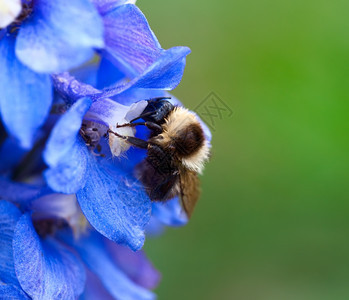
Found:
[139,0,349,299]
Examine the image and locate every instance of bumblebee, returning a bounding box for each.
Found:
[109,97,210,217]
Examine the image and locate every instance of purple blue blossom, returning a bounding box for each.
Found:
[43,46,190,250]
[0,0,103,148]
[0,0,178,149]
[0,0,211,298]
[0,197,159,299]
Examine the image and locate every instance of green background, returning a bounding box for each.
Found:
[139,0,349,299]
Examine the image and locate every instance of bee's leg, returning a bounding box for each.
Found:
[108,129,149,149]
[117,122,163,134]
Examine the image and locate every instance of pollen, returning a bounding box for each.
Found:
[108,123,135,157]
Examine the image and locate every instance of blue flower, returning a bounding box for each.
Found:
[0,0,176,149]
[43,46,191,251]
[0,194,160,299]
[0,0,212,298]
[0,0,104,149]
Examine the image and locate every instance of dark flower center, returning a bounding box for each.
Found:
[33,218,68,238]
[80,121,107,157]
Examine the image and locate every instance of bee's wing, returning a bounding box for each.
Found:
[179,169,200,218]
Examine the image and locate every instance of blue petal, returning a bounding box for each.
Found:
[13,214,86,299]
[98,46,191,99]
[44,97,91,193]
[102,4,162,76]
[112,88,166,106]
[0,201,21,286]
[64,231,155,300]
[71,63,99,88]
[52,73,100,105]
[76,157,152,251]
[0,138,28,174]
[93,0,130,15]
[152,197,188,226]
[44,137,89,194]
[0,283,29,299]
[113,146,147,174]
[44,97,92,167]
[133,47,191,89]
[16,0,104,73]
[0,35,52,149]
[97,57,125,89]
[0,177,51,205]
[31,193,80,224]
[145,216,165,236]
[105,239,161,289]
[81,269,114,300]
